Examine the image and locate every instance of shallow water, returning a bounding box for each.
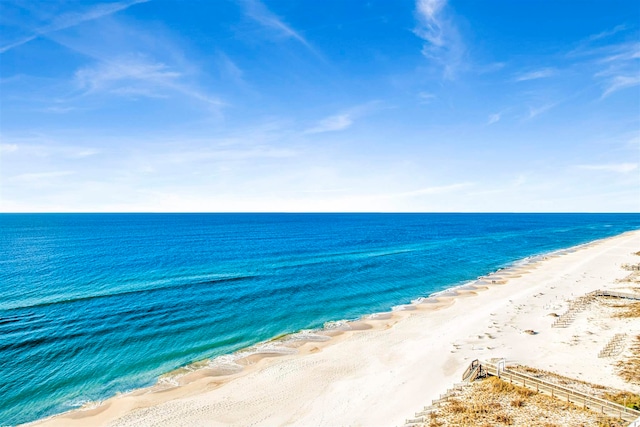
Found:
[1,213,638,425]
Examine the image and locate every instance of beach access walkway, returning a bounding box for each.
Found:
[404,359,640,426]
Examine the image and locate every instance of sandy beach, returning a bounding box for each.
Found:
[30,229,640,427]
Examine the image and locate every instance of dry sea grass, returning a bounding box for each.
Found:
[613,302,640,318]
[616,272,640,284]
[423,377,625,427]
[617,262,640,283]
[616,335,640,385]
[508,365,606,391]
[603,391,640,410]
[600,296,640,317]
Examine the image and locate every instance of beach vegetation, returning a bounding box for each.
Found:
[615,335,640,384]
[422,376,625,427]
[612,302,640,318]
[510,397,525,407]
[603,391,640,410]
[494,412,513,424]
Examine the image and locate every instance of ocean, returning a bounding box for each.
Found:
[1,213,639,425]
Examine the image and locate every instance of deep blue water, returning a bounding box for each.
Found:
[1,213,639,425]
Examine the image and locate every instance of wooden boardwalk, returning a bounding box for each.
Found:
[403,359,640,426]
[595,289,640,301]
[403,290,640,426]
[480,360,638,422]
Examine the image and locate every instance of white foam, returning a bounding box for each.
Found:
[323,320,349,330]
[287,329,331,342]
[65,398,103,411]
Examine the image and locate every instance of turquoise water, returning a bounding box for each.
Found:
[1,213,639,425]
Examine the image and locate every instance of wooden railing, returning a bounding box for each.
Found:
[552,292,597,328]
[404,358,640,427]
[552,289,640,328]
[461,359,480,382]
[595,289,640,301]
[599,333,627,358]
[480,361,640,422]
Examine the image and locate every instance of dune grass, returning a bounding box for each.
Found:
[423,377,625,427]
[616,336,640,385]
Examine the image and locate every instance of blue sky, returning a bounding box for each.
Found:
[1,0,638,212]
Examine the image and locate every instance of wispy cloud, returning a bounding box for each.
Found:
[414,0,447,47]
[487,112,501,125]
[306,114,353,134]
[565,25,639,99]
[577,163,638,173]
[601,75,640,98]
[587,24,628,42]
[514,68,556,82]
[216,52,246,87]
[241,0,315,52]
[72,149,100,158]
[594,43,640,98]
[418,92,436,104]
[75,56,180,93]
[527,103,557,119]
[476,62,506,74]
[73,55,223,106]
[599,44,640,63]
[0,0,149,54]
[414,0,464,79]
[567,24,631,57]
[304,102,381,134]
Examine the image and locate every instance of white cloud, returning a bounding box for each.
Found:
[578,163,638,173]
[566,35,639,101]
[414,0,447,47]
[600,46,640,63]
[587,24,628,42]
[487,112,501,125]
[305,102,381,134]
[418,92,436,104]
[0,0,149,54]
[217,52,245,86]
[514,68,556,82]
[0,143,19,153]
[414,0,464,79]
[305,114,353,134]
[72,149,101,158]
[477,62,506,74]
[601,75,640,98]
[75,56,180,93]
[527,103,556,119]
[242,0,314,52]
[74,55,223,106]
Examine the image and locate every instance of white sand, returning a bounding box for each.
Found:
[31,230,640,427]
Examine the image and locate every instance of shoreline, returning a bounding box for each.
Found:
[27,229,640,426]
